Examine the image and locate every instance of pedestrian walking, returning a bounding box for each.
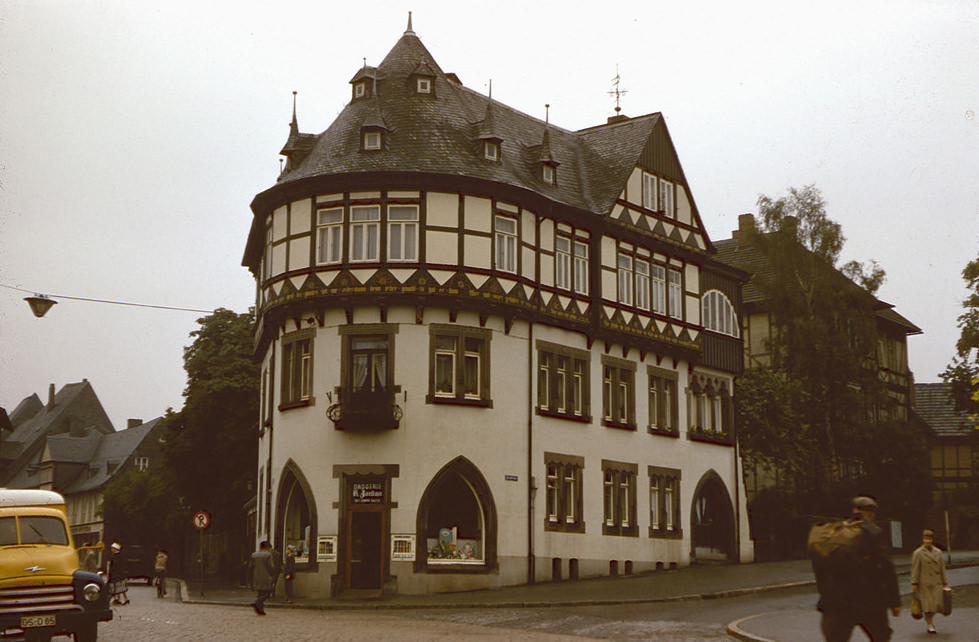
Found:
[283,545,296,603]
[269,544,281,598]
[154,548,169,598]
[911,529,950,634]
[250,540,275,615]
[107,542,130,606]
[811,495,901,642]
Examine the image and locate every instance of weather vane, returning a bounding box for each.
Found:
[609,65,628,115]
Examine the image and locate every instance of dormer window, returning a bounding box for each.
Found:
[417,77,432,94]
[542,164,556,185]
[483,140,500,161]
[354,82,367,99]
[363,130,382,150]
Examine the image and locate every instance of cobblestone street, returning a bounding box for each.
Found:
[96,584,599,642]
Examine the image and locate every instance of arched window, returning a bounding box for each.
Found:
[426,474,484,564]
[701,290,739,337]
[416,457,497,572]
[277,463,316,566]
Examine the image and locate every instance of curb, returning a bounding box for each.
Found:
[726,613,778,642]
[175,578,816,611]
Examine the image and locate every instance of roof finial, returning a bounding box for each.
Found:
[545,104,550,125]
[609,65,628,115]
[289,91,299,133]
[405,11,415,36]
[488,79,493,100]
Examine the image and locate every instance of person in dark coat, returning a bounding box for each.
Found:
[250,540,275,615]
[911,529,949,634]
[107,542,130,606]
[268,545,281,597]
[812,495,901,642]
[283,545,296,603]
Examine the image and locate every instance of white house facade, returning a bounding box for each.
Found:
[242,19,753,597]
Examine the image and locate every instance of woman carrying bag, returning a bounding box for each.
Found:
[911,529,950,634]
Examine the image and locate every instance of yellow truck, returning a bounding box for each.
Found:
[0,489,112,642]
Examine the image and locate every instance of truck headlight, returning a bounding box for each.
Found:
[83,583,102,602]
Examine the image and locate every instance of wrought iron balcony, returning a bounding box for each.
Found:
[327,387,402,432]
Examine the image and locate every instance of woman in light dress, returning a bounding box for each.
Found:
[911,529,949,634]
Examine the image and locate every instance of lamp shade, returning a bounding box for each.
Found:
[25,295,58,318]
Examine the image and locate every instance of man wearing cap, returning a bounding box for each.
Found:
[814,495,901,641]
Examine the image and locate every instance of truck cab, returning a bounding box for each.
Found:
[0,489,112,642]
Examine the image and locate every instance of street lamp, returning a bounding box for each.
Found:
[24,295,58,318]
[2,283,212,317]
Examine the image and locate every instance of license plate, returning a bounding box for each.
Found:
[21,614,56,628]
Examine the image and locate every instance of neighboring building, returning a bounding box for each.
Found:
[242,19,752,597]
[1,381,163,560]
[913,382,978,503]
[714,214,923,498]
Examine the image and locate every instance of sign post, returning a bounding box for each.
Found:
[193,511,210,596]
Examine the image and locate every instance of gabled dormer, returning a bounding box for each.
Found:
[476,100,503,162]
[537,112,559,185]
[350,65,377,101]
[410,60,437,96]
[279,92,317,173]
[360,98,388,151]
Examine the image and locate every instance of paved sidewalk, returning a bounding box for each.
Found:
[177,551,979,640]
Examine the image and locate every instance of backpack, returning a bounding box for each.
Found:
[807,519,865,561]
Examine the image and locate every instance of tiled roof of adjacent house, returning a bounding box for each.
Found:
[913,382,977,438]
[269,28,662,219]
[64,418,162,493]
[713,235,921,335]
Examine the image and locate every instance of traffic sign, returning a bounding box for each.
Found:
[193,510,210,530]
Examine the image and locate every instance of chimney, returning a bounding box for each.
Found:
[127,419,143,429]
[733,213,755,248]
[47,384,56,410]
[782,215,799,239]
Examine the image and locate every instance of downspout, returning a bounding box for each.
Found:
[527,320,535,584]
[732,391,742,562]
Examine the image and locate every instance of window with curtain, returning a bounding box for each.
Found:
[428,326,491,405]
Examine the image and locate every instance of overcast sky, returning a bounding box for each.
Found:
[2,1,977,431]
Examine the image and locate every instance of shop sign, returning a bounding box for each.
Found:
[351,481,384,504]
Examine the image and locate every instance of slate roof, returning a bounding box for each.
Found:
[914,383,977,439]
[268,28,665,219]
[2,418,162,493]
[2,381,114,464]
[713,236,921,335]
[64,418,162,493]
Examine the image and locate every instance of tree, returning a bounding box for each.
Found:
[101,454,182,557]
[941,255,979,421]
[161,308,258,575]
[748,185,886,492]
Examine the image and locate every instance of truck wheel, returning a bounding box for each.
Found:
[74,622,98,642]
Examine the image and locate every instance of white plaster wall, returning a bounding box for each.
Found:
[291,198,312,235]
[426,192,458,228]
[464,196,492,233]
[288,237,310,271]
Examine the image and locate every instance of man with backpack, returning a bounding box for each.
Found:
[810,495,901,641]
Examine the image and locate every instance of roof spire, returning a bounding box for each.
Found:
[405,11,415,36]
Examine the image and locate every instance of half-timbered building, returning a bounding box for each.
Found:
[242,19,753,596]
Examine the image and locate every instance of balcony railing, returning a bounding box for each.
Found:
[327,387,402,432]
